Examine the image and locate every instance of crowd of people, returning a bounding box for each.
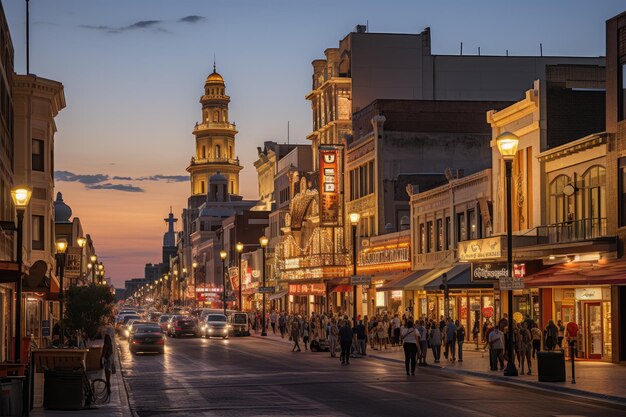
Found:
[250,310,578,377]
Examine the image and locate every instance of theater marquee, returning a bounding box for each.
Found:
[319,147,341,226]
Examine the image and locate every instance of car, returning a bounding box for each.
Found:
[158,315,171,332]
[117,314,141,338]
[129,324,166,354]
[125,320,153,340]
[200,314,230,339]
[167,315,198,337]
[115,313,137,334]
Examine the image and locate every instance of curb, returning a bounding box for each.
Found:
[116,343,138,417]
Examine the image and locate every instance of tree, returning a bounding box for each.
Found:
[65,284,115,339]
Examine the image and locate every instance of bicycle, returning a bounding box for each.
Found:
[82,369,110,406]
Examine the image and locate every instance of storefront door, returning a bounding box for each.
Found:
[585,302,603,359]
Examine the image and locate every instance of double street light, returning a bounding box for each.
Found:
[219,250,227,316]
[192,261,198,307]
[496,131,520,377]
[11,185,32,363]
[89,254,97,284]
[349,212,361,328]
[76,236,86,285]
[236,242,244,311]
[55,239,68,346]
[259,236,269,337]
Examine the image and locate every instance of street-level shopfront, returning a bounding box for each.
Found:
[523,261,626,362]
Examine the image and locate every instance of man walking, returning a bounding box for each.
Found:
[328,318,339,358]
[339,320,354,365]
[455,320,465,362]
[445,319,457,361]
[355,320,367,355]
[489,325,505,371]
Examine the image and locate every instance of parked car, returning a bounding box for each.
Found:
[117,314,141,338]
[200,314,230,339]
[129,324,166,354]
[158,315,171,332]
[228,312,250,336]
[167,316,198,337]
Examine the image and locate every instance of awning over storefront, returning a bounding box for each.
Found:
[330,285,353,293]
[424,264,491,290]
[523,260,626,288]
[268,290,288,300]
[404,268,451,290]
[376,269,430,291]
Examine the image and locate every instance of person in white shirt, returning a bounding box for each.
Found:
[401,319,420,376]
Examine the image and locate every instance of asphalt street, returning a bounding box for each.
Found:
[118,335,625,417]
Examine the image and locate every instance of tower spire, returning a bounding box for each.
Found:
[213,54,216,73]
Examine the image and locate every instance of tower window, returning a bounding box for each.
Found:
[215,145,221,159]
[231,181,234,194]
[200,181,205,194]
[229,146,232,159]
[201,146,206,158]
[213,110,220,122]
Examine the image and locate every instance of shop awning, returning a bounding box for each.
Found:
[404,268,452,290]
[268,290,288,300]
[523,260,626,288]
[376,269,430,291]
[330,285,353,293]
[424,264,492,290]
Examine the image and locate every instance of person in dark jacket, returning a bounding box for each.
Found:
[338,320,354,365]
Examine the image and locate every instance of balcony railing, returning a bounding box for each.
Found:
[535,218,607,244]
[194,121,237,131]
[190,157,240,166]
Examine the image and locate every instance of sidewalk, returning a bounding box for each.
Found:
[254,330,626,405]
[30,344,133,417]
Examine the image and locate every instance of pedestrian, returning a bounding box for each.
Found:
[278,313,286,339]
[328,318,339,357]
[339,320,354,365]
[376,320,387,351]
[429,323,442,363]
[566,320,579,359]
[392,314,401,346]
[531,323,542,358]
[445,319,457,361]
[356,320,367,355]
[545,320,558,351]
[291,318,301,352]
[302,319,310,351]
[417,320,428,366]
[519,322,532,375]
[488,325,505,371]
[557,320,565,348]
[401,319,419,376]
[456,320,465,362]
[472,320,480,348]
[100,334,114,394]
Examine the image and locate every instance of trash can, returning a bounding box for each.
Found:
[0,378,23,417]
[43,369,84,410]
[537,350,566,382]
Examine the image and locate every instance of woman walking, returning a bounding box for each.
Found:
[100,334,114,394]
[429,323,442,363]
[401,319,420,375]
[291,319,301,352]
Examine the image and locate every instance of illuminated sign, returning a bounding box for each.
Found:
[471,262,526,281]
[458,237,501,261]
[319,148,340,226]
[360,246,409,266]
[288,283,326,296]
[229,267,239,291]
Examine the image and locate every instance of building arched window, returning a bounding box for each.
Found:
[549,175,570,223]
[200,181,205,194]
[215,145,221,159]
[229,145,233,159]
[213,110,220,122]
[581,165,606,236]
[223,110,227,122]
[201,146,206,159]
[230,181,234,194]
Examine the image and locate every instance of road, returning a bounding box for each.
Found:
[118,335,625,417]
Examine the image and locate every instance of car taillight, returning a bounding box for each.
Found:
[175,327,182,331]
[156,339,165,345]
[132,340,141,344]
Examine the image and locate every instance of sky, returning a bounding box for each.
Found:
[2,0,625,287]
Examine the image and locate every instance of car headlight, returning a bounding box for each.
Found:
[208,328,213,333]
[202,325,207,330]
[223,328,227,333]
[124,330,130,337]
[227,324,233,330]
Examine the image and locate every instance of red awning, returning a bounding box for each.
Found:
[330,285,353,293]
[524,260,626,288]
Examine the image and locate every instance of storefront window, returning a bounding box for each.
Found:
[603,301,612,358]
[468,209,477,239]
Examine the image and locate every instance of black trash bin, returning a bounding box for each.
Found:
[43,369,84,410]
[537,350,566,382]
[0,378,23,417]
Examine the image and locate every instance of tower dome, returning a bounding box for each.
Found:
[54,192,72,223]
[205,64,225,85]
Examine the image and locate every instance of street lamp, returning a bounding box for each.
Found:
[55,238,68,346]
[11,185,32,363]
[349,212,361,328]
[90,255,97,283]
[219,250,228,316]
[236,242,244,310]
[192,261,198,307]
[497,131,519,377]
[259,236,269,336]
[76,236,86,285]
[98,263,104,284]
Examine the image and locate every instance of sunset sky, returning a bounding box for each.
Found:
[3,0,624,287]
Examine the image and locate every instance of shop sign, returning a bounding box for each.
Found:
[472,262,526,281]
[575,288,602,301]
[458,237,501,261]
[289,283,325,296]
[186,285,195,298]
[481,306,494,318]
[319,148,340,226]
[229,267,239,291]
[350,275,372,286]
[499,277,524,290]
[258,286,275,294]
[360,246,409,266]
[64,247,82,278]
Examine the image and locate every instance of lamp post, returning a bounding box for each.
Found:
[259,236,268,336]
[497,131,520,377]
[98,262,104,284]
[192,261,198,307]
[219,250,227,316]
[55,239,68,345]
[90,255,97,283]
[76,236,86,285]
[349,212,360,327]
[11,185,32,363]
[236,242,244,310]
